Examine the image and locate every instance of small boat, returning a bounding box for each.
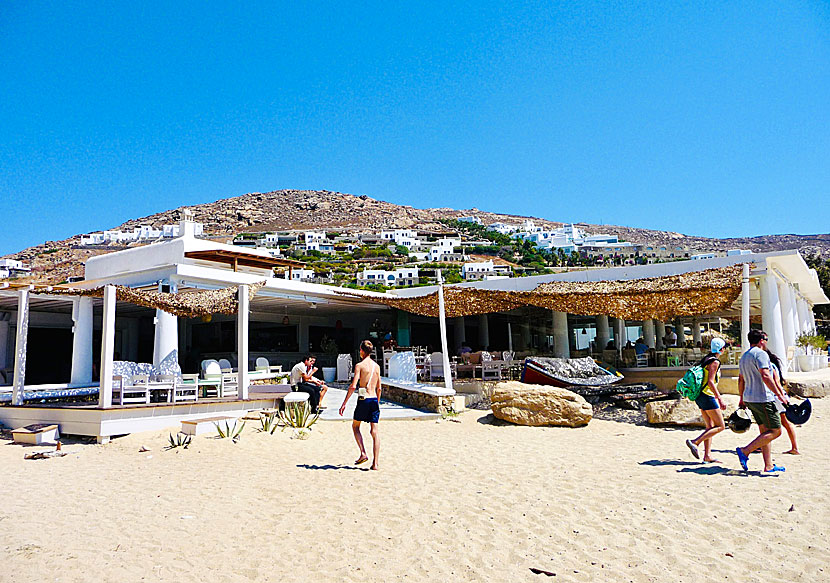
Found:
[521,356,622,388]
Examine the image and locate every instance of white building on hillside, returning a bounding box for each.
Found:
[80,223,204,245]
[429,237,463,262]
[358,267,419,287]
[462,260,495,281]
[486,222,516,235]
[457,216,482,225]
[0,259,31,279]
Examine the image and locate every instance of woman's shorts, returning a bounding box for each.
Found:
[695,393,719,411]
[354,397,380,423]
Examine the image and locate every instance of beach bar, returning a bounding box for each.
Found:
[1,217,826,440]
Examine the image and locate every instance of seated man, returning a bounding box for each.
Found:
[634,338,649,356]
[289,354,329,413]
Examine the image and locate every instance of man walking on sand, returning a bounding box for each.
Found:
[736,329,790,473]
[339,340,382,470]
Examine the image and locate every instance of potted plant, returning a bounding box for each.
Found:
[810,333,828,370]
[796,332,814,371]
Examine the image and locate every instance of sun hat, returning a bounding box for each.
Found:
[785,399,811,425]
[728,409,752,433]
[710,338,726,353]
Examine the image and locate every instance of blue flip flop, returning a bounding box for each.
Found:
[736,447,749,471]
[764,465,786,473]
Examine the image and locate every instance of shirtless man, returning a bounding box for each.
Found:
[339,340,381,470]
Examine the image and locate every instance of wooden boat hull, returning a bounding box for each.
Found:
[521,357,622,388]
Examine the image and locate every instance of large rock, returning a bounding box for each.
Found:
[646,394,740,427]
[788,379,830,398]
[490,381,592,427]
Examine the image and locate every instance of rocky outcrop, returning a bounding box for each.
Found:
[4,188,828,285]
[645,394,740,427]
[490,381,592,427]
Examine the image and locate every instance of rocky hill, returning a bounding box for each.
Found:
[5,189,830,284]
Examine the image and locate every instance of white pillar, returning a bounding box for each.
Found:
[787,286,801,339]
[453,316,465,351]
[655,320,666,350]
[507,322,513,352]
[692,317,702,346]
[674,319,686,346]
[741,264,751,354]
[796,299,810,334]
[237,284,250,400]
[70,296,94,384]
[11,288,30,406]
[98,285,116,409]
[552,311,570,358]
[616,318,627,349]
[643,319,656,348]
[777,280,796,351]
[437,281,453,391]
[478,314,489,350]
[760,274,786,361]
[596,315,610,352]
[808,306,816,331]
[153,282,179,368]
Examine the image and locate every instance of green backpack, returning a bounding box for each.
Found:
[676,365,705,400]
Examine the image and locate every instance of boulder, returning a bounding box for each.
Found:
[788,379,830,399]
[490,381,592,427]
[646,394,740,427]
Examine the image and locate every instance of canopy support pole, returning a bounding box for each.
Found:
[437,277,453,392]
[11,288,30,406]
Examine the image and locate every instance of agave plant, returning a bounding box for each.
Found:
[214,419,246,443]
[166,432,191,450]
[258,411,280,434]
[279,401,320,431]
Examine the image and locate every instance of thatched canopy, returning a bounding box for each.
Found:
[337,265,744,321]
[38,282,265,319]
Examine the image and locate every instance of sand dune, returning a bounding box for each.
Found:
[2,401,828,583]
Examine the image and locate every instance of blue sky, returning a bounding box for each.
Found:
[1,1,828,256]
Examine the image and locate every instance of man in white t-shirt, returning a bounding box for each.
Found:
[289,355,329,412]
[663,327,678,347]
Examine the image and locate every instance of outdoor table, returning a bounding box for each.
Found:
[148,381,174,403]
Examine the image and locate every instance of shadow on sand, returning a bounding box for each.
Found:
[296,463,367,471]
[640,458,778,477]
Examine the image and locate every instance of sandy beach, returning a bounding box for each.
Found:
[2,401,829,583]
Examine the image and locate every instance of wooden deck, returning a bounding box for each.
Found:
[0,391,288,442]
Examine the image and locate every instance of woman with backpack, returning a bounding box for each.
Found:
[766,351,800,455]
[685,338,727,462]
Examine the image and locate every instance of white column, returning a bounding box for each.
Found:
[777,280,796,351]
[808,305,816,331]
[478,314,489,350]
[596,315,610,352]
[796,299,810,334]
[692,317,702,346]
[741,264,751,354]
[237,284,250,400]
[787,286,801,339]
[153,282,179,368]
[655,320,666,350]
[11,288,30,406]
[453,316,465,351]
[507,322,513,352]
[674,319,686,346]
[437,281,453,391]
[70,296,94,384]
[760,274,787,360]
[616,318,627,349]
[552,310,570,358]
[98,285,116,409]
[643,319,656,348]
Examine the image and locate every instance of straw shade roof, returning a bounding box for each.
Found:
[38,282,265,319]
[337,265,745,321]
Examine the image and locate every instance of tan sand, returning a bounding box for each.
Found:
[2,402,829,583]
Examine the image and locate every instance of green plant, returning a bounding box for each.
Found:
[280,402,320,431]
[166,432,191,450]
[215,419,246,442]
[258,412,280,434]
